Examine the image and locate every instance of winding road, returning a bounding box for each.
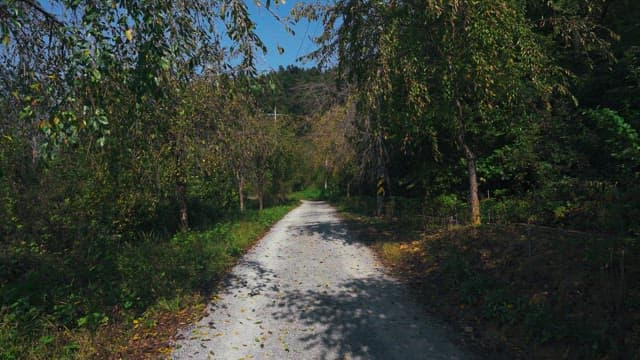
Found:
[171,201,468,360]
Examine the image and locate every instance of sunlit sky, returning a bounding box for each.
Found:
[40,0,327,73]
[247,1,325,72]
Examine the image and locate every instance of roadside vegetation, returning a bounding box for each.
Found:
[331,197,639,358]
[2,0,639,359]
[1,202,296,359]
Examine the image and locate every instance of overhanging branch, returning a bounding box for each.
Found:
[18,0,63,27]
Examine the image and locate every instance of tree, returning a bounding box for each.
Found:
[306,0,563,224]
[310,100,357,195]
[217,80,261,213]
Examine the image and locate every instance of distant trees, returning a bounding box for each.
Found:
[309,101,357,194]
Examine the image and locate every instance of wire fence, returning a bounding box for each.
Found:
[341,195,633,237]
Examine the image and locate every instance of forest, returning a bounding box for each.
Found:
[1,0,639,358]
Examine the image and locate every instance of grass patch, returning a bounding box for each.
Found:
[288,187,325,201]
[0,204,296,359]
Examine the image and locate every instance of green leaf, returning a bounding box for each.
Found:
[91,68,101,82]
[39,335,54,345]
[160,57,170,71]
[77,316,88,327]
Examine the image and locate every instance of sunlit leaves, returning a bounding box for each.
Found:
[125,28,133,41]
[3,0,269,158]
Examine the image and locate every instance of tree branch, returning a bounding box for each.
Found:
[18,0,63,26]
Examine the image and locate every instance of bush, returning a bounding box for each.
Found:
[426,194,467,217]
[481,197,535,224]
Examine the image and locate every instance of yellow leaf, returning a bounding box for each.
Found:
[125,29,134,41]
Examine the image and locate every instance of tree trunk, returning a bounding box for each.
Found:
[463,143,481,225]
[31,135,39,166]
[324,158,329,191]
[376,166,387,217]
[376,176,385,217]
[375,140,388,217]
[258,191,264,211]
[177,180,189,231]
[238,175,245,213]
[456,101,481,226]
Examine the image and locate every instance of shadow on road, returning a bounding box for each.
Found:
[191,201,465,360]
[266,276,462,360]
[268,203,464,359]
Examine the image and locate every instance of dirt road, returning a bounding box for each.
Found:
[171,201,468,360]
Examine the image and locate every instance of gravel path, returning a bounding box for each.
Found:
[171,201,469,360]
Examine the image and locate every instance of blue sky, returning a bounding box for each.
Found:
[247,1,325,72]
[40,0,327,73]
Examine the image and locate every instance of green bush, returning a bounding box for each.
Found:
[481,197,535,223]
[427,194,467,217]
[523,303,559,343]
[288,187,324,201]
[440,245,472,287]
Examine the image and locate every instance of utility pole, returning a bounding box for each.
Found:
[266,105,286,123]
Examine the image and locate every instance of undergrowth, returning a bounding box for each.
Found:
[336,195,640,359]
[0,204,295,359]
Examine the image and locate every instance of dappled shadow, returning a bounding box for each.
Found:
[173,200,468,359]
[289,201,359,246]
[219,259,279,298]
[270,202,465,359]
[266,276,466,360]
[289,220,352,244]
